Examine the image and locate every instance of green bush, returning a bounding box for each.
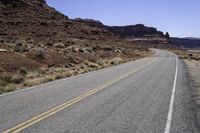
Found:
[14,43,27,52]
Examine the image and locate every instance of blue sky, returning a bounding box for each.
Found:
[46,0,200,37]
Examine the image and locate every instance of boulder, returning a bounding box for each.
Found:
[0,49,7,52]
[53,42,65,48]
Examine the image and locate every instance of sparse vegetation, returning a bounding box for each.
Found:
[12,74,24,84]
[64,71,72,77]
[88,62,100,68]
[0,79,8,87]
[35,50,45,60]
[55,74,65,79]
[0,0,154,94]
[43,76,54,83]
[19,67,27,76]
[174,50,200,60]
[0,77,16,93]
[0,72,12,83]
[0,67,29,93]
[3,84,16,92]
[14,43,27,52]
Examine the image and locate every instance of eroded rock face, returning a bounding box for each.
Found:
[74,18,172,46]
[75,19,167,38]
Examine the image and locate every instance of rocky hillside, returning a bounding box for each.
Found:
[0,0,146,69]
[0,0,119,45]
[107,24,167,38]
[0,0,152,93]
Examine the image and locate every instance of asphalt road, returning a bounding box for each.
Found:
[0,49,199,133]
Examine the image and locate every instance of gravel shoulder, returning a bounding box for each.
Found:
[184,59,200,105]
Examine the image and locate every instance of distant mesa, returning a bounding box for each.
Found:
[171,37,200,50]
[74,18,169,38]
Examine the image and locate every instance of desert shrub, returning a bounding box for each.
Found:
[80,64,85,69]
[14,43,27,52]
[67,55,78,64]
[55,74,65,79]
[23,80,35,87]
[87,62,100,68]
[0,73,12,83]
[12,74,24,84]
[54,68,66,73]
[0,79,8,87]
[64,64,70,68]
[110,61,116,65]
[19,67,27,76]
[64,71,72,77]
[67,55,74,62]
[43,76,54,83]
[47,42,53,47]
[35,50,45,60]
[39,67,48,74]
[3,84,16,92]
[73,70,79,75]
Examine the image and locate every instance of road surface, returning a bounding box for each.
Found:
[0,50,199,133]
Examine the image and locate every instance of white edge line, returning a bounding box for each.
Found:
[0,57,152,97]
[164,57,178,133]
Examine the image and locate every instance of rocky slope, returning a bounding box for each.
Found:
[0,0,148,71]
[0,0,118,45]
[0,0,151,93]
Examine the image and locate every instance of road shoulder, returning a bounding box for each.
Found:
[171,59,200,133]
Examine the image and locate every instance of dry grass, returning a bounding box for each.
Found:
[0,71,25,93]
[174,50,200,60]
[2,84,16,92]
[43,76,54,82]
[55,75,65,80]
[12,74,24,84]
[0,56,133,93]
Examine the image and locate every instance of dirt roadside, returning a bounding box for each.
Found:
[184,59,200,105]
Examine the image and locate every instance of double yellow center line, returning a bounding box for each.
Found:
[3,58,159,133]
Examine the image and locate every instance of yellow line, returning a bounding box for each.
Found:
[3,58,159,133]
